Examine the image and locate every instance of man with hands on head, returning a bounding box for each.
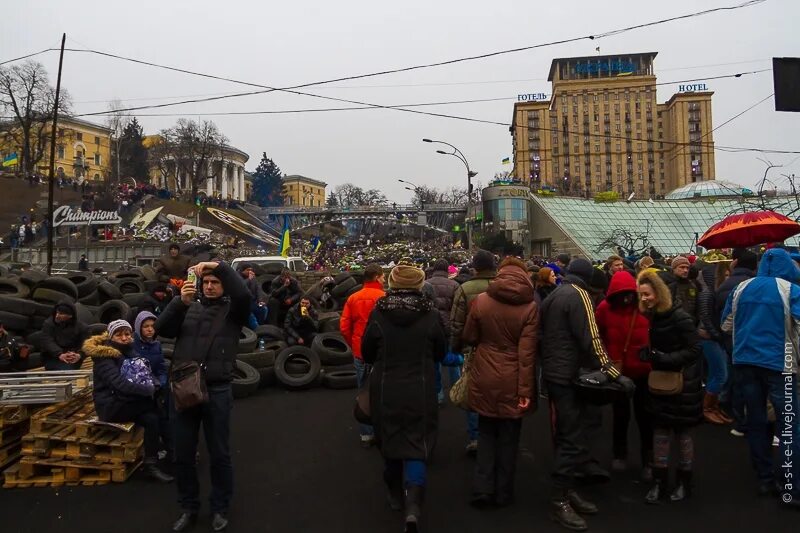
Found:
[156,260,250,533]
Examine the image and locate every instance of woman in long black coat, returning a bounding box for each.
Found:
[636,270,702,504]
[361,265,446,533]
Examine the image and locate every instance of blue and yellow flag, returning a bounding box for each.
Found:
[310,236,322,253]
[279,216,291,257]
[2,152,18,167]
[501,157,510,165]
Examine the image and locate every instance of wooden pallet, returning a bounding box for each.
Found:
[27,390,96,435]
[0,420,29,446]
[0,405,34,429]
[0,441,21,470]
[22,425,143,464]
[3,456,141,488]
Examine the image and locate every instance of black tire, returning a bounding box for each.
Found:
[318,312,341,333]
[143,280,160,292]
[0,295,37,316]
[323,370,358,389]
[257,274,276,295]
[285,358,311,375]
[319,298,340,312]
[78,290,101,305]
[331,277,357,298]
[274,346,321,389]
[258,366,276,387]
[139,265,158,281]
[311,333,353,366]
[237,350,277,368]
[87,323,107,335]
[262,340,288,353]
[19,269,47,288]
[0,278,31,299]
[31,300,55,317]
[25,331,44,350]
[73,303,96,325]
[122,293,148,308]
[254,324,286,341]
[115,278,145,295]
[162,345,174,360]
[323,363,355,373]
[333,272,353,284]
[157,335,176,345]
[97,299,131,324]
[32,287,74,304]
[238,327,258,353]
[0,310,29,331]
[30,316,46,330]
[345,284,362,299]
[108,270,145,282]
[36,277,79,301]
[303,281,325,301]
[231,360,261,399]
[66,273,97,298]
[97,280,123,303]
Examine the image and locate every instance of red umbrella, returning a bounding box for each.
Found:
[698,210,800,249]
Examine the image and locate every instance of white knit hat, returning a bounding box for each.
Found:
[107,319,132,338]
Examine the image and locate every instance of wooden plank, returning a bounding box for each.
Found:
[4,456,141,488]
[21,425,143,463]
[0,420,29,446]
[0,441,21,470]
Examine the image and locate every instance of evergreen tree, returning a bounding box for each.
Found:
[326,191,338,207]
[118,117,149,180]
[250,153,283,207]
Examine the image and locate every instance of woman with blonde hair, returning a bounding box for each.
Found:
[636,270,702,504]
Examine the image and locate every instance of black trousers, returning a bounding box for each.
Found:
[172,385,233,514]
[547,381,592,491]
[103,396,160,460]
[612,376,652,464]
[472,416,522,503]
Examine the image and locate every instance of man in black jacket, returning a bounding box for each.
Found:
[539,258,633,531]
[714,248,757,435]
[283,297,319,346]
[156,261,250,533]
[267,269,302,326]
[40,302,88,370]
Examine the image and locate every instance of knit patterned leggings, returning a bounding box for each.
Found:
[653,426,693,470]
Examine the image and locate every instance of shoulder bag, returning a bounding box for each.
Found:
[648,369,683,395]
[449,351,471,410]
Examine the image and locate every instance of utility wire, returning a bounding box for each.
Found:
[0,48,56,66]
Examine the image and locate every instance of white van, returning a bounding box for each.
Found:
[230,255,308,272]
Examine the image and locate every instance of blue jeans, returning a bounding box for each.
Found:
[738,364,800,497]
[384,459,427,488]
[702,340,729,394]
[354,357,374,437]
[172,385,234,513]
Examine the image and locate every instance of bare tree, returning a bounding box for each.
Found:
[149,119,227,199]
[0,61,71,176]
[105,98,130,185]
[594,227,651,256]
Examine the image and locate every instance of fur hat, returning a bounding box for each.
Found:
[636,270,672,313]
[636,256,655,271]
[499,256,527,271]
[388,265,425,291]
[107,319,133,338]
[671,256,690,270]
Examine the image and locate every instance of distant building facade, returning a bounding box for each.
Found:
[282,175,327,207]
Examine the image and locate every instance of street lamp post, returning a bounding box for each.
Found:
[422,138,477,250]
[398,179,426,240]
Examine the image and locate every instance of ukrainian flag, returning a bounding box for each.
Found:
[310,236,322,253]
[279,216,291,257]
[2,152,19,167]
[501,157,510,165]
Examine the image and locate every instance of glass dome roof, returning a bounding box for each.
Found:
[665,180,751,200]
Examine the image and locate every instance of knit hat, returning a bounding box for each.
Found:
[566,258,594,284]
[557,253,571,266]
[471,250,495,272]
[107,319,132,338]
[54,303,74,316]
[447,265,458,278]
[671,256,690,270]
[388,265,425,290]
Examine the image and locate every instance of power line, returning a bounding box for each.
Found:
[0,48,56,66]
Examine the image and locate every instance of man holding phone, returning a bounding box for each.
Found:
[156,260,250,532]
[284,297,319,346]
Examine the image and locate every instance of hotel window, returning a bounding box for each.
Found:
[604,92,609,102]
[593,95,599,102]
[94,153,100,165]
[572,96,577,104]
[76,132,83,141]
[95,136,100,145]
[583,94,588,103]
[615,124,621,132]
[614,104,620,112]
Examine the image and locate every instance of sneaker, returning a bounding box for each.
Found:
[730,429,745,437]
[773,436,780,447]
[360,435,375,448]
[465,440,478,456]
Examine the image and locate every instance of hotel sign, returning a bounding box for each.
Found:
[576,60,636,75]
[517,93,548,102]
[678,83,709,92]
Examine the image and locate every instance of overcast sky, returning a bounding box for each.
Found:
[4,0,799,201]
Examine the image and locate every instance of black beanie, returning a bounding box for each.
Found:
[54,303,73,316]
[736,250,758,271]
[567,258,594,284]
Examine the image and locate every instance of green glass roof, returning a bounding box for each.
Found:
[532,195,800,259]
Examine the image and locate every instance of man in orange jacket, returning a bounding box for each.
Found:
[340,263,385,447]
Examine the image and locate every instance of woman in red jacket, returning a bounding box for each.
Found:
[595,271,653,479]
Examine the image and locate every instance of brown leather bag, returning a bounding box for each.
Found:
[648,370,683,396]
[170,361,209,412]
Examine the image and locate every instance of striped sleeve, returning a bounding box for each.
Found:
[575,286,621,379]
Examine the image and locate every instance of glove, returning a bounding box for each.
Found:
[638,347,652,362]
[616,375,636,397]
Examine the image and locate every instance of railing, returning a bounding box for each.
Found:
[256,203,466,215]
[12,242,166,269]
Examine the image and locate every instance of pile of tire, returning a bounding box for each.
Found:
[303,271,364,313]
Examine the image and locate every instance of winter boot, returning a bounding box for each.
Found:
[670,469,692,502]
[404,485,424,533]
[143,458,174,483]
[550,490,588,531]
[566,490,598,515]
[703,393,728,425]
[645,467,668,504]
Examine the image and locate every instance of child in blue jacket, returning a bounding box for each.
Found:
[134,311,172,458]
